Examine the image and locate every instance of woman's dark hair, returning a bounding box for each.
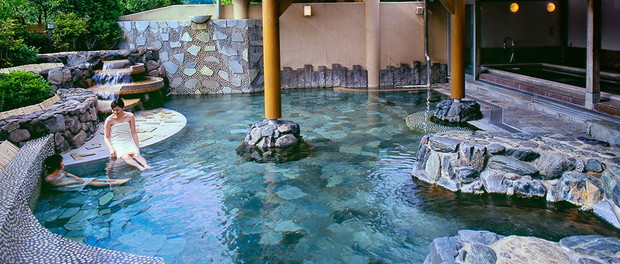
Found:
[111,99,125,109]
[44,154,63,173]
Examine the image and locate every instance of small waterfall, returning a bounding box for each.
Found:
[91,61,133,100]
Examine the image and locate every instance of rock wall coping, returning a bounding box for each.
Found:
[0,88,99,153]
[0,135,163,263]
[38,49,166,91]
[425,230,620,264]
[412,130,620,229]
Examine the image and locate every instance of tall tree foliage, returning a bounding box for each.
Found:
[123,0,185,15]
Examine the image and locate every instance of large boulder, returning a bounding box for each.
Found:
[555,172,603,209]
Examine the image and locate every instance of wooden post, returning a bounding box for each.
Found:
[585,0,601,109]
[233,0,249,19]
[365,0,380,88]
[262,0,282,120]
[450,0,465,99]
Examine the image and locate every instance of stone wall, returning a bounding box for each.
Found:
[0,135,164,263]
[37,49,166,91]
[0,89,98,153]
[380,62,448,87]
[412,131,620,229]
[425,230,620,264]
[118,20,264,95]
[281,64,367,88]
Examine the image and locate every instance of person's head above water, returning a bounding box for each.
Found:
[44,154,64,173]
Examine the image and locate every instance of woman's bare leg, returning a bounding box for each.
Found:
[131,153,151,169]
[89,179,130,187]
[122,155,146,171]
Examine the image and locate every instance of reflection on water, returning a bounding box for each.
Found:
[35,89,619,263]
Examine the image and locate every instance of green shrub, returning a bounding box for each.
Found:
[0,71,54,112]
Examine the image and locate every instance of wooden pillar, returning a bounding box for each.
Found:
[450,0,465,99]
[585,0,601,109]
[262,0,281,120]
[233,0,249,19]
[365,0,380,88]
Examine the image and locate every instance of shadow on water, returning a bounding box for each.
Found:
[399,178,620,241]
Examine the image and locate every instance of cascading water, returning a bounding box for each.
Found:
[91,61,134,100]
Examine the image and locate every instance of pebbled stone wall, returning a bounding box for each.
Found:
[0,89,98,153]
[0,135,164,263]
[118,20,264,95]
[412,131,620,229]
[425,230,620,264]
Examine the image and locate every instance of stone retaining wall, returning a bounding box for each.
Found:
[37,49,166,91]
[118,19,264,95]
[281,64,367,88]
[412,131,620,229]
[0,88,98,153]
[0,135,163,263]
[425,230,620,263]
[380,62,448,87]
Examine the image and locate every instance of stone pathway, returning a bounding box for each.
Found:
[0,63,64,74]
[63,108,186,167]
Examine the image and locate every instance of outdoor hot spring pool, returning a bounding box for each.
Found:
[35,89,619,263]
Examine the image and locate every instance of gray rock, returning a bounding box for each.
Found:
[461,181,484,194]
[585,159,604,173]
[535,154,576,180]
[424,152,442,182]
[481,170,508,194]
[425,237,463,264]
[513,178,546,197]
[488,156,538,176]
[560,235,620,259]
[457,230,500,245]
[601,166,620,207]
[458,143,488,171]
[438,177,461,192]
[486,143,506,155]
[556,172,603,208]
[465,244,497,264]
[429,136,461,153]
[505,148,540,161]
[9,129,30,142]
[455,166,479,183]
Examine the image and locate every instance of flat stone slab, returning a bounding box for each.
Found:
[63,108,186,168]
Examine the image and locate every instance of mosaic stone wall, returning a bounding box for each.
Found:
[0,135,164,263]
[118,20,264,95]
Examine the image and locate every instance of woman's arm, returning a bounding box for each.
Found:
[129,113,141,149]
[103,118,116,158]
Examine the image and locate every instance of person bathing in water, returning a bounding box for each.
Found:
[44,154,129,191]
[104,99,152,171]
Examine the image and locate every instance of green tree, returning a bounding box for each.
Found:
[0,19,39,67]
[51,12,88,51]
[122,0,186,15]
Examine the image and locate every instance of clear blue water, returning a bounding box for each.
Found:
[35,89,619,263]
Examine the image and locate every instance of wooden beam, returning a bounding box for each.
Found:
[279,0,294,17]
[440,0,455,15]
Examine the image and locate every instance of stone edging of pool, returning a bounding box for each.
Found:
[63,108,186,173]
[425,230,620,263]
[413,130,620,229]
[0,135,164,263]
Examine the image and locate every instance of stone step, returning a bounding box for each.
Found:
[96,98,141,114]
[88,76,164,95]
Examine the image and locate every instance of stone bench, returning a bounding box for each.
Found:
[0,135,164,263]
